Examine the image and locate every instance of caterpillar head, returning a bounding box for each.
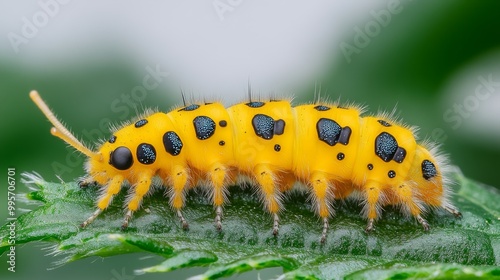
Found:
[30,91,179,185]
[85,112,175,184]
[30,91,127,184]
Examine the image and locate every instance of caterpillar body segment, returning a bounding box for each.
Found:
[227,100,296,234]
[30,90,460,243]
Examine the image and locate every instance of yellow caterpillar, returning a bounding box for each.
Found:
[30,90,461,243]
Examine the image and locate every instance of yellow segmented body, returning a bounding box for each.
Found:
[30,91,461,242]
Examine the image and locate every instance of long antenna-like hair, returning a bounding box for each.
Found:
[247,79,252,102]
[29,90,95,157]
[180,87,187,106]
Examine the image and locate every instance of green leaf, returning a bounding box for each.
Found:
[136,250,217,274]
[1,170,499,280]
[345,263,500,280]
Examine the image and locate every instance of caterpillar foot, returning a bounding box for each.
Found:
[177,210,189,230]
[417,215,430,231]
[81,208,102,228]
[365,218,375,233]
[121,210,133,230]
[445,206,462,218]
[215,206,223,231]
[78,178,96,188]
[273,213,279,236]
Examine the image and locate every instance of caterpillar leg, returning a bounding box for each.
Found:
[169,165,189,229]
[392,183,429,231]
[81,175,124,228]
[78,176,97,188]
[209,163,229,231]
[254,164,282,236]
[309,172,334,243]
[445,205,462,218]
[122,173,153,230]
[363,181,382,232]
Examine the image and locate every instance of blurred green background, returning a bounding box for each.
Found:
[1,1,500,279]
